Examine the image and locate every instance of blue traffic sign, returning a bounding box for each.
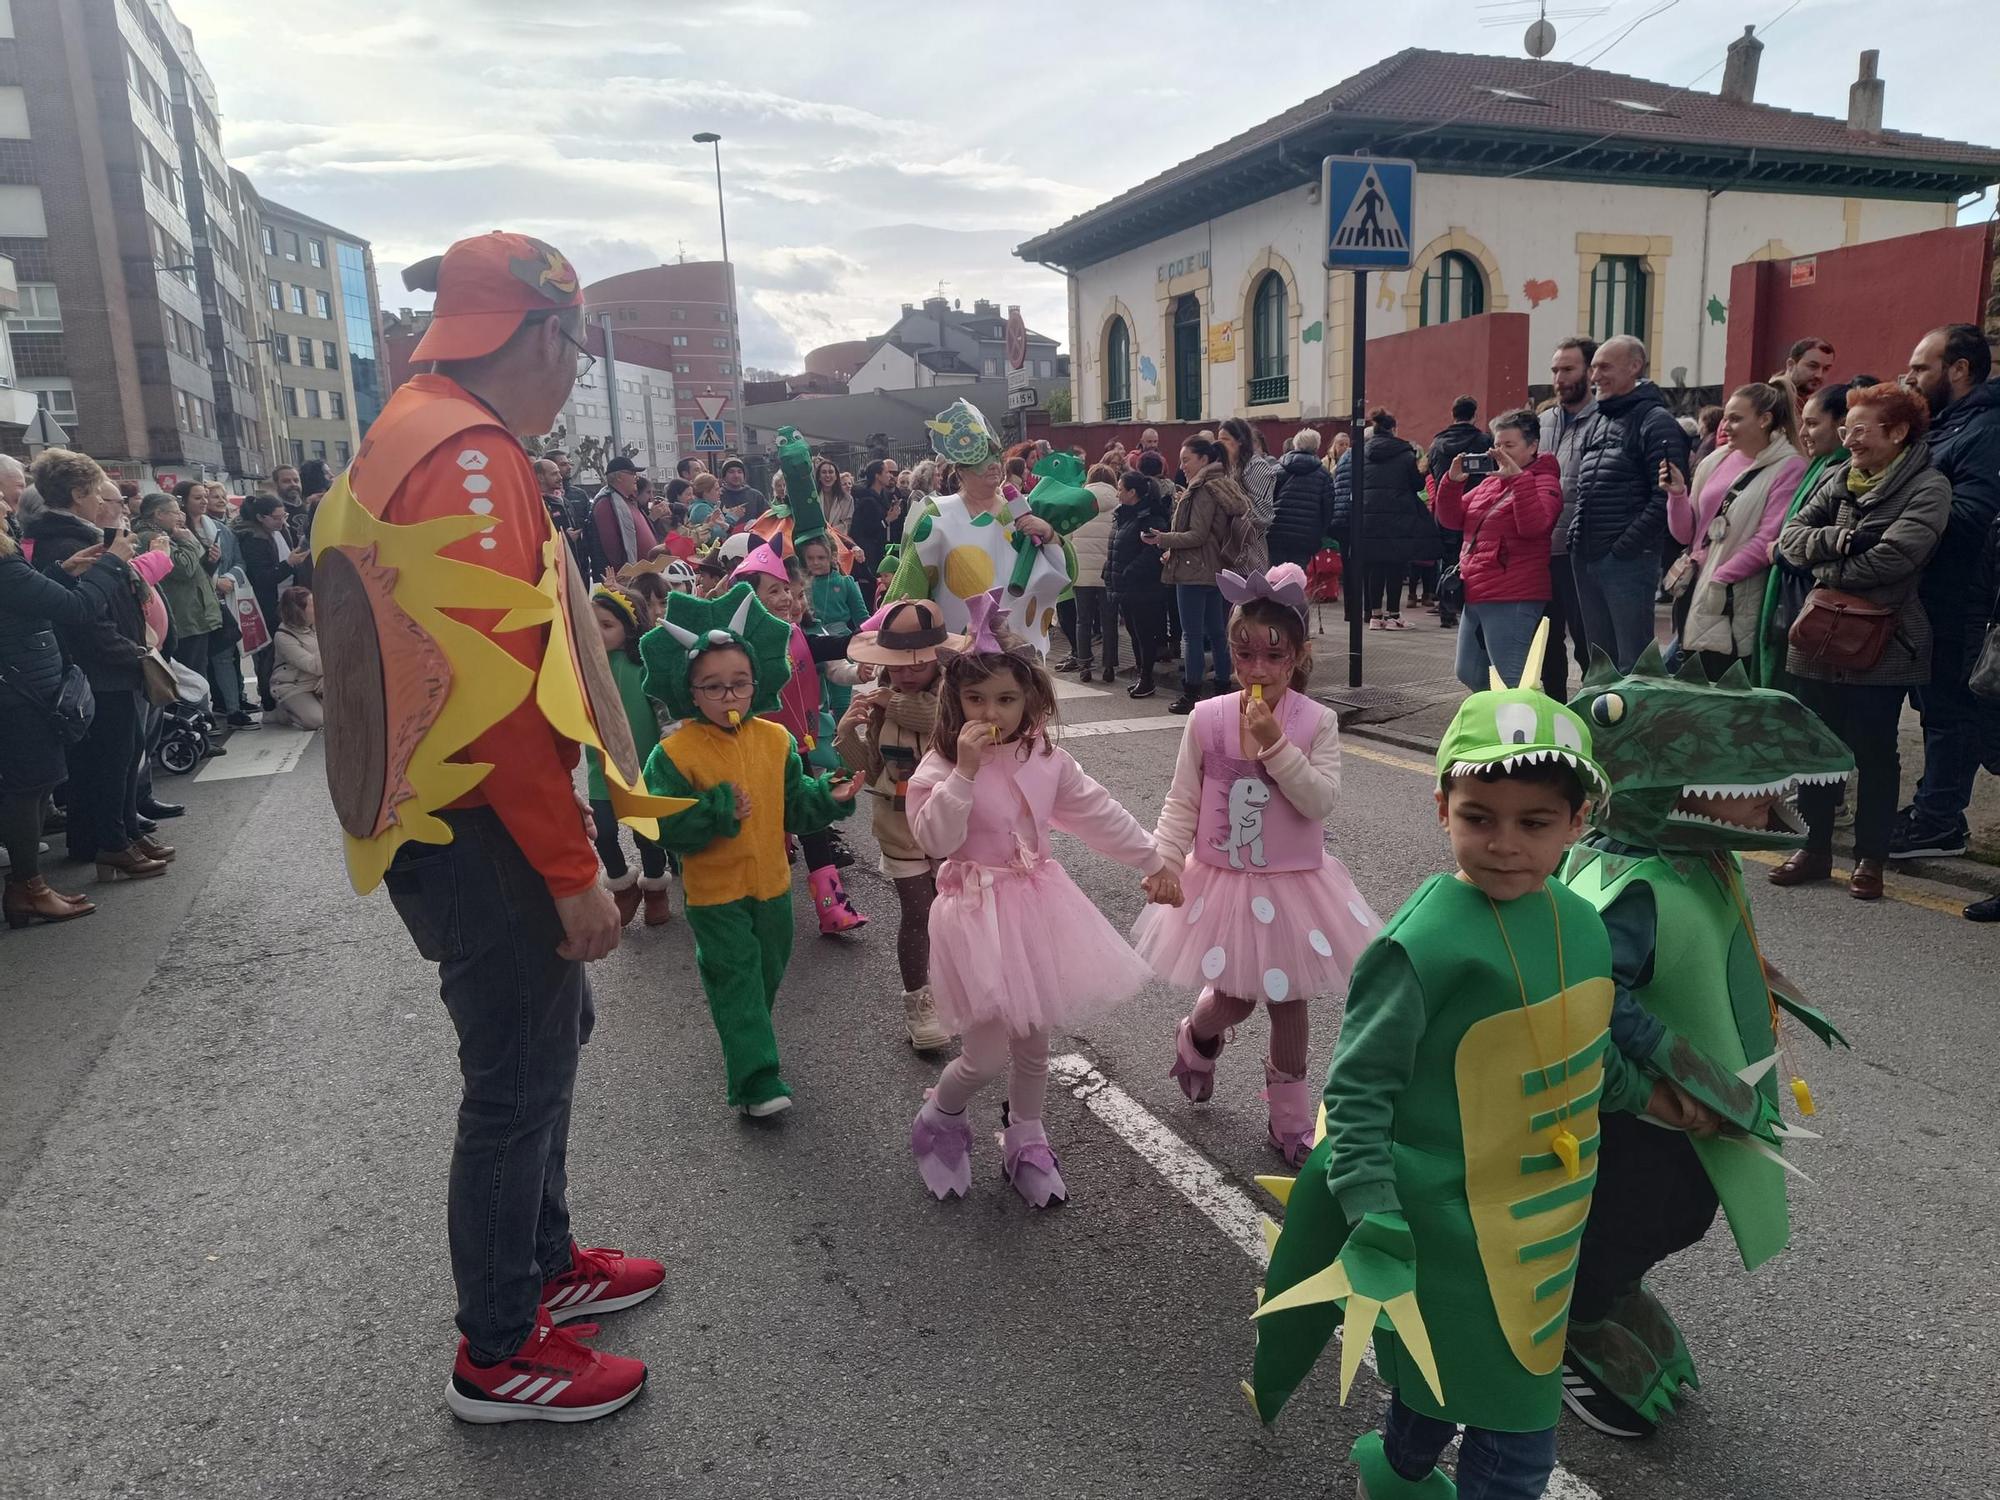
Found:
[692,419,725,452]
[1322,155,1417,271]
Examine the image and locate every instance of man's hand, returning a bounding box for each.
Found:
[1647,1079,1723,1137]
[59,543,106,577]
[1142,867,1184,906]
[553,884,622,962]
[108,532,137,563]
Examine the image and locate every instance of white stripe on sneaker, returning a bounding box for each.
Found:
[571,1282,606,1307]
[513,1377,551,1402]
[493,1374,529,1396]
[533,1379,572,1405]
[546,1286,578,1308]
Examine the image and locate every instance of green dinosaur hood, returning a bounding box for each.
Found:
[1568,644,1852,852]
[1436,621,1611,801]
[641,582,794,724]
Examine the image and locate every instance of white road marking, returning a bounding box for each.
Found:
[1049,1053,1603,1500]
[1052,676,1110,701]
[1059,718,1184,740]
[194,727,316,782]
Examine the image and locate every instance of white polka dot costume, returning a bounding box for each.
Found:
[1132,690,1379,1003]
[906,492,1069,655]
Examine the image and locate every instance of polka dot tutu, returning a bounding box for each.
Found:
[1132,853,1380,1003]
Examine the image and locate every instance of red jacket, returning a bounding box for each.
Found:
[1432,452,1564,604]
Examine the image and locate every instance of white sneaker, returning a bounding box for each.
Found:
[741,1094,793,1119]
[903,986,953,1052]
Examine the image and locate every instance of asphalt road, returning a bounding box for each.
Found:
[4,680,1996,1500]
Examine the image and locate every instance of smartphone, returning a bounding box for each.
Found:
[102,526,122,546]
[1461,452,1500,477]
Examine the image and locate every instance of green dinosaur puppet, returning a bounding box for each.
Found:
[1557,644,1852,1436]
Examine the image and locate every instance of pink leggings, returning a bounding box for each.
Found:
[932,1021,1051,1122]
[1189,990,1310,1078]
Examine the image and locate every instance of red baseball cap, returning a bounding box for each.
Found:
[405,231,584,362]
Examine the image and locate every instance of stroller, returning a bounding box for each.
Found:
[154,658,219,776]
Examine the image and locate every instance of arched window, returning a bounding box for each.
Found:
[1172,294,1202,421]
[1104,316,1131,420]
[1248,272,1288,405]
[1589,256,1648,341]
[1419,251,1485,327]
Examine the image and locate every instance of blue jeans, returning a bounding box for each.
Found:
[1573,550,1662,673]
[385,807,592,1362]
[1176,582,1228,690]
[1909,626,1981,832]
[1383,1392,1558,1500]
[1457,599,1548,691]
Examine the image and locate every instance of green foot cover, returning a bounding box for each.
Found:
[1568,1284,1698,1424]
[1352,1431,1456,1500]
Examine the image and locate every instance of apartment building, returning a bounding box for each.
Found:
[257,198,382,471]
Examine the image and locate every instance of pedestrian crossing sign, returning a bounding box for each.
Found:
[692,419,725,451]
[1322,155,1417,271]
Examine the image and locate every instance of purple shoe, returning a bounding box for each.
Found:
[1264,1066,1317,1168]
[1169,1011,1221,1103]
[910,1092,973,1199]
[998,1120,1068,1209]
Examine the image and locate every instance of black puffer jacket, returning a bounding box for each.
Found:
[1565,380,1689,562]
[1923,379,2000,644]
[1269,450,1337,568]
[25,508,147,692]
[0,548,101,793]
[1355,433,1439,566]
[1106,486,1173,597]
[1426,420,1492,485]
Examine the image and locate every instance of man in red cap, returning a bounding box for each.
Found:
[354,232,663,1423]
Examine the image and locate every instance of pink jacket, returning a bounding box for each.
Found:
[132,546,172,648]
[1667,444,1805,586]
[1431,452,1563,603]
[907,737,1162,876]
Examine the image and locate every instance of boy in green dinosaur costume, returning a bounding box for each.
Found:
[639,583,858,1117]
[1558,646,1852,1438]
[1250,626,1711,1500]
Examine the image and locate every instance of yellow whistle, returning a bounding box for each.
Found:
[726,710,742,726]
[1250,684,1265,702]
[1790,1077,1817,1117]
[1550,1126,1582,1180]
[988,723,1000,741]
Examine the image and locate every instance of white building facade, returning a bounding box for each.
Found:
[1020,46,2000,427]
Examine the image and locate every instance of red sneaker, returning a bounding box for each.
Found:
[540,1240,666,1323]
[447,1309,646,1424]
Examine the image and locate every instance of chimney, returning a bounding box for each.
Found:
[1720,25,1762,105]
[901,302,913,315]
[1848,50,1884,133]
[922,296,948,315]
[973,298,997,317]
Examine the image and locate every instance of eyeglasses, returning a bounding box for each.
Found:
[556,323,595,382]
[690,681,754,700]
[1837,422,1879,442]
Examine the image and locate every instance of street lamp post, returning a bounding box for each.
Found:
[693,131,742,460]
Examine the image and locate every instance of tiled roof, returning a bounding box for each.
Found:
[1019,47,2000,266]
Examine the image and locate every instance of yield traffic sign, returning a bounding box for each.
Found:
[694,393,728,422]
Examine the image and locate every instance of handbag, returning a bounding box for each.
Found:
[140,648,179,705]
[1436,482,1515,614]
[1972,617,2000,702]
[0,660,95,744]
[1787,588,1897,673]
[1664,466,1761,602]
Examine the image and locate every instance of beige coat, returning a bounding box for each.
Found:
[1151,464,1249,586]
[1680,437,1801,659]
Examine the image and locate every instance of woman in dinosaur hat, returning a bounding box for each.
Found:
[835,597,967,1053]
[639,582,859,1116]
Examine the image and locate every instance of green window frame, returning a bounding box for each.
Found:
[1588,256,1648,341]
[1419,251,1485,327]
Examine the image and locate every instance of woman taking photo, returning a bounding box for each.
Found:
[1143,434,1250,712]
[1770,382,1950,902]
[1664,381,1806,681]
[1431,408,1563,690]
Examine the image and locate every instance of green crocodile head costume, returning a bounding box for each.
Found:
[640,582,793,723]
[1436,622,1611,802]
[1568,644,1852,854]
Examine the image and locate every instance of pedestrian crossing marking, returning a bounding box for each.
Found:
[1330,166,1408,253]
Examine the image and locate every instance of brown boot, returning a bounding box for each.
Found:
[95,847,168,881]
[639,874,673,927]
[608,871,640,926]
[134,834,176,863]
[1849,857,1885,901]
[5,876,97,927]
[1767,850,1832,887]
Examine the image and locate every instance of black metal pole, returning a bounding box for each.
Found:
[1347,269,1368,688]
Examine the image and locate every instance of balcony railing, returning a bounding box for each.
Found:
[1248,374,1290,407]
[1103,397,1132,421]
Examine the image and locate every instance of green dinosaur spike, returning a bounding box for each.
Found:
[1716,659,1753,693]
[1580,646,1622,689]
[1673,652,1711,684]
[1630,639,1669,677]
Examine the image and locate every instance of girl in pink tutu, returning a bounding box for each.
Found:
[906,590,1178,1209]
[1131,563,1380,1165]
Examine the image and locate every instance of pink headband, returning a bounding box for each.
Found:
[1218,564,1310,622]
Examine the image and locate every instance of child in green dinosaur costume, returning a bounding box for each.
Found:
[1250,626,1705,1500]
[1557,646,1852,1438]
[639,583,859,1117]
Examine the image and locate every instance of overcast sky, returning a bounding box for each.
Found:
[172,0,1998,373]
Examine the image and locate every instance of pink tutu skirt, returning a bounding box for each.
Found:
[1131,856,1380,1004]
[928,856,1153,1037]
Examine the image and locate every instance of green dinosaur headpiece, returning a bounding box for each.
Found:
[924,397,1001,467]
[640,582,793,723]
[1436,621,1611,802]
[1567,643,1852,852]
[776,426,829,544]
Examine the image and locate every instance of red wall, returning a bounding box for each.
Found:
[1724,225,1993,392]
[1024,415,1348,462]
[1362,312,1531,438]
